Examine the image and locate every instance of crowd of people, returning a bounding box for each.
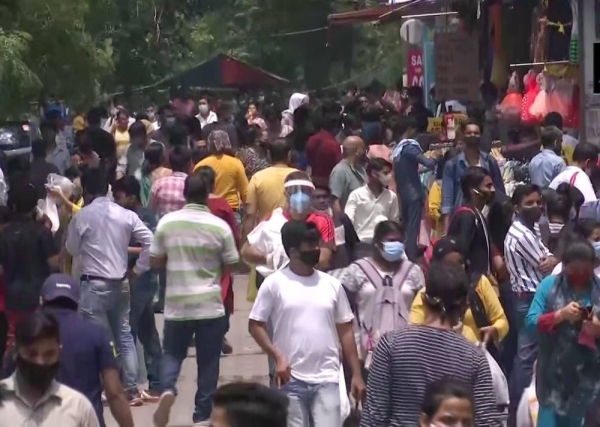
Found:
[0,84,599,427]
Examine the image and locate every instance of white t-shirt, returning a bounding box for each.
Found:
[249,267,354,384]
[197,111,218,128]
[549,166,597,202]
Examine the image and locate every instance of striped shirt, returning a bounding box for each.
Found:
[360,325,500,427]
[505,219,552,293]
[150,203,239,320]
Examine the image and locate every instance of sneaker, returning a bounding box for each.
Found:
[222,337,233,355]
[141,389,160,403]
[129,391,144,407]
[153,391,175,427]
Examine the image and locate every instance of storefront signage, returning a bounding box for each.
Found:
[407,49,424,87]
[433,32,479,102]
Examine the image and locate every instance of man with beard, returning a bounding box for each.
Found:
[0,311,100,426]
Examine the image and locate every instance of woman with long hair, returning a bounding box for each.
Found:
[526,239,600,426]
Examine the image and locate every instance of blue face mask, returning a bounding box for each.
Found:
[289,189,311,213]
[593,241,600,258]
[380,241,405,262]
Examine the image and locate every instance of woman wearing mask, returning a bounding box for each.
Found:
[552,219,600,276]
[246,103,266,130]
[140,142,171,207]
[329,221,425,368]
[526,239,600,427]
[419,377,475,427]
[360,262,500,427]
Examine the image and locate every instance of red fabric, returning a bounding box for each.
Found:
[305,130,342,187]
[208,196,239,313]
[565,85,580,129]
[4,310,33,358]
[208,196,240,243]
[538,311,558,333]
[521,74,540,124]
[280,210,336,245]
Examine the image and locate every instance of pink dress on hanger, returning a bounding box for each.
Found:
[521,74,540,124]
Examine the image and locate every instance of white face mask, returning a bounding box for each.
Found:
[199,104,210,115]
[378,172,393,186]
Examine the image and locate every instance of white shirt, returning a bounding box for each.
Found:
[344,185,399,242]
[66,197,153,278]
[549,165,597,202]
[197,111,218,128]
[249,267,354,383]
[246,208,289,277]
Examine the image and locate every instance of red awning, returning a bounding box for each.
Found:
[328,0,455,27]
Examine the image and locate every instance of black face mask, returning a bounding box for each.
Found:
[464,136,480,148]
[519,206,542,224]
[299,249,320,267]
[16,355,59,390]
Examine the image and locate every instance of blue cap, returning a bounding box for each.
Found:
[41,274,80,304]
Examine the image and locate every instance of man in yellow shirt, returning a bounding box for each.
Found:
[194,130,248,223]
[241,139,297,242]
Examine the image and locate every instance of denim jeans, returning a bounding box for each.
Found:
[508,292,538,425]
[400,196,423,262]
[154,268,167,312]
[282,378,341,427]
[130,271,162,392]
[161,316,227,423]
[79,278,139,397]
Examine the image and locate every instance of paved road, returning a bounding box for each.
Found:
[105,274,268,427]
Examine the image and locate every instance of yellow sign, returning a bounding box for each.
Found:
[427,117,443,134]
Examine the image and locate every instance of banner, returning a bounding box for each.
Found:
[407,49,424,87]
[434,31,480,102]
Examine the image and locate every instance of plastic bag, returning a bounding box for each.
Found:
[44,173,76,234]
[339,365,351,422]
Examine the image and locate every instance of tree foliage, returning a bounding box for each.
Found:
[1,0,405,116]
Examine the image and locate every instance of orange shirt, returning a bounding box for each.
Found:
[194,154,248,210]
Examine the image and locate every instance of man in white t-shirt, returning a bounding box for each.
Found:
[549,142,599,202]
[249,220,365,427]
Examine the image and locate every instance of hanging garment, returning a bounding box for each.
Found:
[521,72,541,124]
[529,89,550,122]
[531,7,548,63]
[545,0,573,61]
[569,0,579,62]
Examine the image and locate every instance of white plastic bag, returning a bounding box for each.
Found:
[44,173,76,234]
[339,365,350,422]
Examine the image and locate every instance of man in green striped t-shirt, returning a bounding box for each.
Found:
[150,172,239,427]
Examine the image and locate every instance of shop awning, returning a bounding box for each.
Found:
[328,0,456,27]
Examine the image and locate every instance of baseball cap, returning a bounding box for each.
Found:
[41,274,80,304]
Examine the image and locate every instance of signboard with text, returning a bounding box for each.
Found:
[434,32,479,102]
[407,49,424,87]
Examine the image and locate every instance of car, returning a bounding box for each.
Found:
[0,120,34,159]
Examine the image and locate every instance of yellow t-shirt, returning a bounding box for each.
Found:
[409,275,509,344]
[247,165,298,221]
[194,154,248,210]
[427,180,443,238]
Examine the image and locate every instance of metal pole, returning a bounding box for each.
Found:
[579,0,586,142]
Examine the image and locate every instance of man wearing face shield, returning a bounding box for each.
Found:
[241,171,336,286]
[441,120,505,233]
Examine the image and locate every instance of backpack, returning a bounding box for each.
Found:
[353,258,415,369]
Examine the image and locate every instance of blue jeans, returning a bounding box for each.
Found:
[79,278,139,398]
[161,316,227,423]
[282,378,340,427]
[509,292,538,424]
[130,271,162,392]
[400,197,423,262]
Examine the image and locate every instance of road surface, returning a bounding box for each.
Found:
[104,274,268,427]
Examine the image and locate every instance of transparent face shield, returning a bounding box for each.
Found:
[284,180,315,214]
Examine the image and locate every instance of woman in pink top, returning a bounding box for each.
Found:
[246,103,266,130]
